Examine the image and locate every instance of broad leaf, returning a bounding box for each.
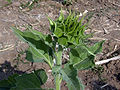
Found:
[30,29,47,40]
[11,69,47,90]
[25,46,45,62]
[70,45,90,65]
[34,69,48,85]
[0,74,19,89]
[28,43,53,68]
[54,28,63,37]
[89,40,105,54]
[11,27,53,68]
[60,64,84,90]
[73,55,95,70]
[30,29,53,45]
[70,45,94,70]
[70,41,104,70]
[11,27,49,52]
[58,37,67,46]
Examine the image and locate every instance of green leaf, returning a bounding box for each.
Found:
[60,64,84,90]
[34,69,48,85]
[11,69,47,90]
[11,27,42,42]
[58,37,67,45]
[73,55,95,70]
[67,16,79,35]
[65,10,72,25]
[78,24,87,37]
[45,34,52,43]
[11,27,53,68]
[54,28,63,37]
[11,27,26,42]
[70,41,104,70]
[70,45,95,70]
[70,46,87,64]
[47,10,90,48]
[0,74,19,89]
[58,10,64,22]
[89,41,105,54]
[82,41,104,57]
[12,27,50,53]
[29,43,53,68]
[82,45,95,56]
[68,12,75,28]
[25,46,45,62]
[30,29,47,40]
[52,66,61,75]
[48,17,54,26]
[48,17,57,32]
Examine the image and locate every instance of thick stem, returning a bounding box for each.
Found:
[55,74,62,90]
[54,45,63,90]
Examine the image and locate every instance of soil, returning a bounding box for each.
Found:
[0,0,120,90]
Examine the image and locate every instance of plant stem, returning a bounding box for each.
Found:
[55,74,62,90]
[54,45,63,90]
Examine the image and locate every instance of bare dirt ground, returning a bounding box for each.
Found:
[0,0,120,90]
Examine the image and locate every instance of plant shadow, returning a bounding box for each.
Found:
[0,61,25,81]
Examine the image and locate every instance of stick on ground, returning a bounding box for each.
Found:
[95,55,120,65]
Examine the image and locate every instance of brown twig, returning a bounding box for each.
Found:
[95,55,120,65]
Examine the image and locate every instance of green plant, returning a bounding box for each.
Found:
[0,10,104,90]
[0,69,49,90]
